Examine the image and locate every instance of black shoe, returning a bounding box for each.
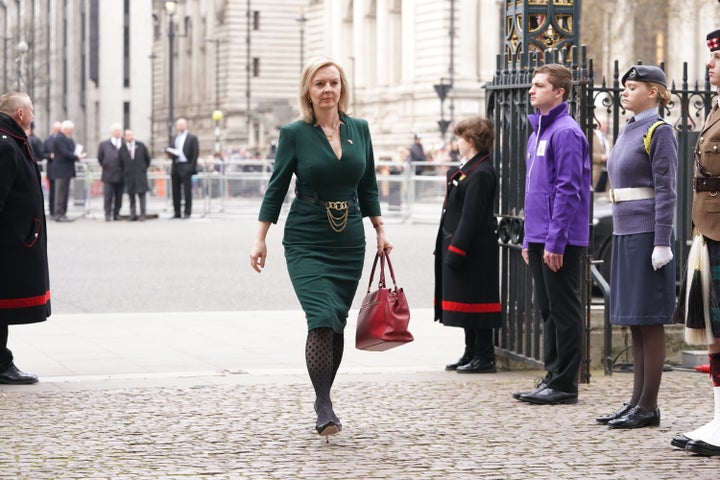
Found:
[55,215,73,223]
[105,214,111,222]
[445,354,472,371]
[183,213,191,219]
[607,406,660,429]
[685,439,720,456]
[671,434,692,449]
[0,363,39,384]
[596,403,633,424]
[172,214,182,219]
[512,378,547,400]
[139,214,146,222]
[129,215,138,221]
[456,358,496,374]
[315,403,341,442]
[519,387,578,405]
[113,214,121,221]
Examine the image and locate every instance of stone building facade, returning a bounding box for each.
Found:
[3,1,720,159]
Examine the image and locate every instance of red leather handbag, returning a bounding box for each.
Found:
[356,251,413,351]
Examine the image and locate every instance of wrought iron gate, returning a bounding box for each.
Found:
[486,47,716,381]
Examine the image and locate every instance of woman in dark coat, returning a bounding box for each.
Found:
[434,116,501,373]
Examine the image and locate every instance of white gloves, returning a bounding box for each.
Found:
[651,246,673,271]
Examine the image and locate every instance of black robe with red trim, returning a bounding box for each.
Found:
[433,152,501,328]
[0,112,51,325]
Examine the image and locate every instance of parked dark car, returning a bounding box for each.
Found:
[591,193,614,284]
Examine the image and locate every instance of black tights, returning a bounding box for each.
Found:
[629,325,665,410]
[305,327,344,414]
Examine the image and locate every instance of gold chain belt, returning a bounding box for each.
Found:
[296,193,356,233]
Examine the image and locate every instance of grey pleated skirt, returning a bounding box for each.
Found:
[610,232,676,326]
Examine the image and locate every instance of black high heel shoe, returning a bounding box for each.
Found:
[314,401,342,442]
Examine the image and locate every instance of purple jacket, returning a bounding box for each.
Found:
[523,102,591,253]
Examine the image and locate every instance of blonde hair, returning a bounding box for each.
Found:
[649,82,672,107]
[298,57,350,124]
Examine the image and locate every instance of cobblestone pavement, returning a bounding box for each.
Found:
[1,217,717,479]
[1,368,719,479]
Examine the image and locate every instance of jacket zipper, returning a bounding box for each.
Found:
[527,116,542,192]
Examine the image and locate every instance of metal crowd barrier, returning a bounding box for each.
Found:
[40,158,456,221]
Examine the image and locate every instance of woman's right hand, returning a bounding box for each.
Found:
[249,240,267,273]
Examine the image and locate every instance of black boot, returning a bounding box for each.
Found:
[445,351,472,371]
[457,329,496,373]
[456,356,497,373]
[446,329,476,370]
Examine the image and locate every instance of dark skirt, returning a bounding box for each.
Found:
[283,199,365,333]
[610,232,675,326]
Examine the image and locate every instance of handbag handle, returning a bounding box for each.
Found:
[366,251,398,292]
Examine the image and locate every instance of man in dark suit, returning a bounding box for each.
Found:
[166,117,199,219]
[97,123,125,221]
[42,121,61,217]
[119,129,152,221]
[27,122,44,162]
[52,120,85,222]
[0,92,51,384]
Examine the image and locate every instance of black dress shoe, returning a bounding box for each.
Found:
[607,406,660,429]
[596,403,633,424]
[671,434,692,449]
[512,379,547,400]
[519,387,578,405]
[445,355,472,371]
[685,439,720,456]
[0,363,39,384]
[456,358,496,374]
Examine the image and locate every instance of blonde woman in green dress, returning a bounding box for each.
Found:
[249,57,392,440]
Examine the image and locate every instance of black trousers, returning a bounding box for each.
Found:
[47,178,55,216]
[171,168,193,216]
[527,243,585,393]
[129,192,147,217]
[0,324,12,367]
[103,182,124,217]
[464,328,494,361]
[54,177,71,218]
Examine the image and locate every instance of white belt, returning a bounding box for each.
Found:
[609,187,655,204]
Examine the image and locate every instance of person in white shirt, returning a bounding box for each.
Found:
[166,118,199,219]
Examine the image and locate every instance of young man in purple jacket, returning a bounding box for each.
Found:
[513,64,591,405]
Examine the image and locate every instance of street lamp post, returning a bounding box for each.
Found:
[205,37,226,156]
[434,78,452,140]
[295,9,307,74]
[16,39,28,92]
[165,1,176,147]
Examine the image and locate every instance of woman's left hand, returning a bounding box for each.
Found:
[376,229,393,254]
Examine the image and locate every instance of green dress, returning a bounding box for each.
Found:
[258,115,382,333]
